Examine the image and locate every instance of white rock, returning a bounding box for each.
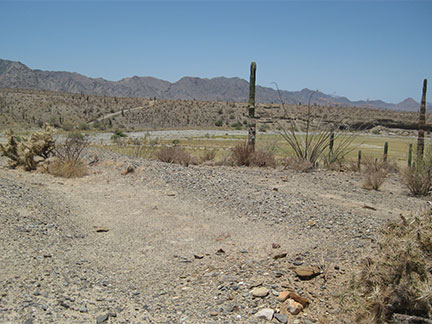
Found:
[255,308,274,321]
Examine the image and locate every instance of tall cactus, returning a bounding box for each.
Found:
[248,62,257,152]
[417,79,427,161]
[383,141,388,162]
[408,143,413,167]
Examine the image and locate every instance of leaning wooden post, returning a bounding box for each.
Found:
[247,62,257,152]
[408,143,413,167]
[383,141,388,162]
[417,79,427,161]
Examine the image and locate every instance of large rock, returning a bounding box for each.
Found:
[391,314,432,324]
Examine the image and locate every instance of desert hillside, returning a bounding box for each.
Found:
[0,87,428,132]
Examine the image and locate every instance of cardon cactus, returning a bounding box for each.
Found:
[0,124,55,170]
[417,79,427,161]
[248,61,257,152]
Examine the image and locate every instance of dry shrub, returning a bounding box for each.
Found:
[346,208,432,323]
[155,146,192,166]
[47,132,89,178]
[230,143,276,168]
[47,159,88,178]
[200,149,217,163]
[402,163,432,196]
[402,147,432,196]
[230,143,251,166]
[362,158,387,190]
[281,156,314,172]
[249,150,277,168]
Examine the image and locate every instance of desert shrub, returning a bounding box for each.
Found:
[155,146,191,166]
[230,122,242,130]
[401,146,432,196]
[345,209,432,323]
[200,149,217,163]
[0,124,55,170]
[362,158,387,190]
[280,156,314,172]
[78,122,89,130]
[402,162,432,196]
[230,143,251,166]
[230,143,276,168]
[47,159,87,178]
[111,129,127,141]
[55,132,89,163]
[249,150,276,168]
[215,120,223,127]
[48,132,89,178]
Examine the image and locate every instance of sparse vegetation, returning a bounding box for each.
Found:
[362,157,388,190]
[155,146,192,166]
[402,147,432,196]
[230,143,276,168]
[111,129,127,141]
[0,87,427,135]
[47,132,89,178]
[345,208,432,323]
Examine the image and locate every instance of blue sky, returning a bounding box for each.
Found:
[0,1,431,103]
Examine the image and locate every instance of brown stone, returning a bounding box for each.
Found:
[280,299,303,315]
[288,292,309,307]
[294,266,321,280]
[277,291,290,302]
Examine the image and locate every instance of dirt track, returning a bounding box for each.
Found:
[0,150,426,323]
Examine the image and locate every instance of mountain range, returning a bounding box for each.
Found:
[0,58,428,112]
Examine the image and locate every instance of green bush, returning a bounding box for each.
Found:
[215,120,223,127]
[111,129,127,141]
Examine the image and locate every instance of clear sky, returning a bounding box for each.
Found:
[0,0,431,103]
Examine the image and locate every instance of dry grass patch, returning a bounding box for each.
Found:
[362,158,388,190]
[155,146,192,166]
[47,159,88,178]
[230,143,276,168]
[344,208,432,323]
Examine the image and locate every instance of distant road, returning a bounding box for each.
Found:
[88,100,156,125]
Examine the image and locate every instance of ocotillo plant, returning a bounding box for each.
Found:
[417,79,427,161]
[383,141,388,162]
[248,62,257,152]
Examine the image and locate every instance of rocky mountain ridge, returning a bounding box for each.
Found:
[0,58,429,111]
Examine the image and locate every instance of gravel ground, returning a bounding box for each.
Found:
[0,150,427,324]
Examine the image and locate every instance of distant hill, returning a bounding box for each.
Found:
[0,58,429,111]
